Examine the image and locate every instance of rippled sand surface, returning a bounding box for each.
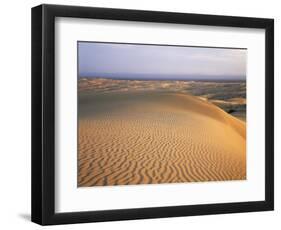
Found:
[78,81,246,187]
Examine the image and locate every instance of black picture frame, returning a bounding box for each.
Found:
[31,4,274,225]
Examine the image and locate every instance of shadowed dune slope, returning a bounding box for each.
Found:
[78,91,246,187]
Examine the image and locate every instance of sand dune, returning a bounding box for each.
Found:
[78,91,246,187]
[78,78,246,121]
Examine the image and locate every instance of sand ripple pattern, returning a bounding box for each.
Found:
[78,92,246,187]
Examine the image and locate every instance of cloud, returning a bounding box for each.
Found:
[78,42,247,80]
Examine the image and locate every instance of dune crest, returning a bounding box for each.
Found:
[78,91,246,187]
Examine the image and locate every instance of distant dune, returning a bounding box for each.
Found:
[78,88,246,186]
[78,78,246,121]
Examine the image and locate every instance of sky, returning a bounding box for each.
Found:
[78,42,247,81]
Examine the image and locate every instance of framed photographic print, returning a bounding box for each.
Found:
[31,4,274,225]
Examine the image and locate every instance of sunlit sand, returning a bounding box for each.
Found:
[78,78,246,187]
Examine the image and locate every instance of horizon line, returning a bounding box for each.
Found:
[79,76,246,82]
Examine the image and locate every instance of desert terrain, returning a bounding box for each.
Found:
[78,78,246,187]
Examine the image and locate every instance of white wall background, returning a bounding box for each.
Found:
[0,0,279,229]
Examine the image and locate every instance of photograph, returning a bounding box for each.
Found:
[77,42,247,187]
[31,4,274,225]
